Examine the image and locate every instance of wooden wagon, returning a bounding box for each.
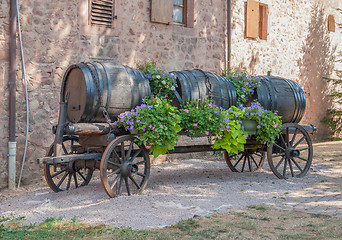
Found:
[39,62,316,198]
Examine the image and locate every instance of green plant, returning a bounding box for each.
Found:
[222,69,261,105]
[138,59,177,98]
[238,102,282,145]
[179,99,229,137]
[114,97,181,158]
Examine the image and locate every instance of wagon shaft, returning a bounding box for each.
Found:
[39,153,102,164]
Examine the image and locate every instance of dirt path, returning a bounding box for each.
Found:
[0,141,341,229]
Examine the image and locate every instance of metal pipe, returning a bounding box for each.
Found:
[227,0,232,70]
[8,0,17,189]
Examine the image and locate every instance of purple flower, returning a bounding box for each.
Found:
[113,121,118,125]
[241,94,245,98]
[205,131,209,135]
[159,125,163,128]
[156,75,161,79]
[171,86,176,91]
[184,109,189,113]
[257,125,261,129]
[136,120,140,123]
[162,80,166,84]
[193,123,198,127]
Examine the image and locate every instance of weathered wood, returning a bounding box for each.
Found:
[246,0,259,39]
[66,123,111,135]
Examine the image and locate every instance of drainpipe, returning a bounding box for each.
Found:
[8,0,17,190]
[227,0,232,71]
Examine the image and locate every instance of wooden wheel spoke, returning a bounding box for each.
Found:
[283,158,288,177]
[250,155,259,168]
[288,159,294,177]
[280,135,287,147]
[274,143,286,151]
[124,177,131,196]
[77,169,87,181]
[121,142,125,162]
[291,158,303,172]
[112,150,122,164]
[108,160,121,168]
[129,175,141,190]
[51,167,67,178]
[107,169,120,177]
[110,174,121,189]
[293,136,305,148]
[57,171,69,188]
[136,172,146,177]
[247,156,252,171]
[233,154,244,168]
[273,152,285,158]
[73,172,78,188]
[241,155,247,172]
[119,177,123,194]
[295,156,308,162]
[62,143,69,154]
[135,160,146,166]
[66,173,72,190]
[254,153,263,158]
[286,128,289,146]
[290,128,298,146]
[297,147,310,152]
[130,149,142,162]
[275,156,285,170]
[126,141,133,160]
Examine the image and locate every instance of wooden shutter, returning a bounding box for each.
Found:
[259,3,268,40]
[89,0,115,28]
[186,0,194,28]
[246,0,259,39]
[151,0,173,25]
[328,15,335,32]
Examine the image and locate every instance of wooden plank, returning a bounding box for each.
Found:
[187,0,194,28]
[151,0,173,25]
[259,3,268,40]
[246,0,259,39]
[328,15,335,32]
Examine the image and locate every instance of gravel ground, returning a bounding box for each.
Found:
[0,141,341,229]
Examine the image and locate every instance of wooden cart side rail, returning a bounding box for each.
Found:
[59,123,317,136]
[39,153,103,164]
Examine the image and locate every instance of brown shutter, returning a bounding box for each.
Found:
[259,3,268,40]
[328,15,335,32]
[186,0,194,28]
[151,0,173,25]
[246,0,259,39]
[89,0,115,28]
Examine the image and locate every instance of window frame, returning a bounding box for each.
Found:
[173,0,187,26]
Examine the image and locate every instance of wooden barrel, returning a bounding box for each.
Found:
[256,76,306,123]
[61,62,151,123]
[171,69,237,109]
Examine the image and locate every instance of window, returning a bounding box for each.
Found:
[150,0,194,27]
[246,0,268,40]
[173,0,187,25]
[89,0,115,28]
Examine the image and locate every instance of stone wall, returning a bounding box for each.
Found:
[0,0,341,189]
[230,0,342,139]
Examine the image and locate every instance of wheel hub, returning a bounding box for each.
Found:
[285,148,300,158]
[121,162,133,177]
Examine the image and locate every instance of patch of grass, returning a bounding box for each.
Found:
[247,204,268,212]
[1,209,342,240]
[170,218,199,232]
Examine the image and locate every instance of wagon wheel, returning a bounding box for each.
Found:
[100,135,150,198]
[267,123,313,179]
[44,136,94,192]
[224,150,265,172]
